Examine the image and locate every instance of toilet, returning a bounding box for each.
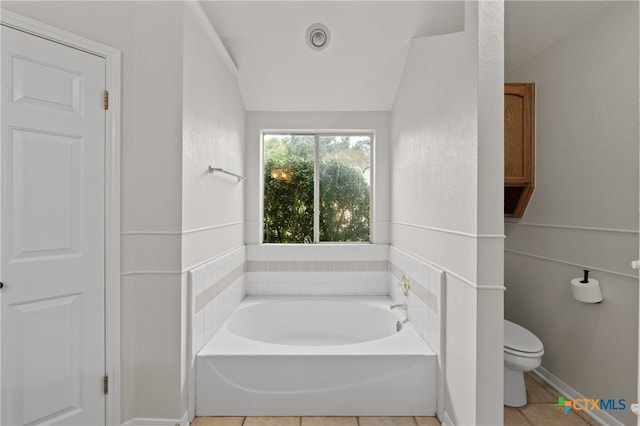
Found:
[503,319,544,407]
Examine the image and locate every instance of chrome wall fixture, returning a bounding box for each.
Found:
[208,165,246,182]
[306,23,330,51]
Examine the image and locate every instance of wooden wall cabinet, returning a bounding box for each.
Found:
[504,83,535,218]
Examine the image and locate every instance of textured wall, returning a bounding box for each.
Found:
[390,2,504,424]
[505,2,639,424]
[2,1,186,420]
[182,5,245,267]
[181,5,246,418]
[1,2,248,422]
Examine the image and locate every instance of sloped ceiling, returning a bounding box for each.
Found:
[200,1,610,111]
[200,1,465,111]
[505,0,609,76]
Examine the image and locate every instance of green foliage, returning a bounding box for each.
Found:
[263,135,370,243]
[319,158,370,242]
[263,156,314,243]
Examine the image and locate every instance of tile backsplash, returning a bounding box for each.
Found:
[389,244,445,418]
[389,245,444,355]
[245,244,389,296]
[189,244,445,353]
[189,246,246,354]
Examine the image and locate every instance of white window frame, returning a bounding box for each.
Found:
[261,130,374,244]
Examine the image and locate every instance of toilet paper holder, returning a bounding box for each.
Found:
[571,269,603,304]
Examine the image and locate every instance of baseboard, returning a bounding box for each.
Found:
[122,412,189,426]
[441,411,454,426]
[534,367,624,426]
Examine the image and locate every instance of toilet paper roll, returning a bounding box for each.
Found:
[571,278,603,303]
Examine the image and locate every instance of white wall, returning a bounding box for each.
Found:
[1,2,248,423]
[120,6,185,421]
[244,111,390,245]
[505,2,639,424]
[2,1,187,420]
[182,5,245,267]
[390,2,504,424]
[182,4,246,419]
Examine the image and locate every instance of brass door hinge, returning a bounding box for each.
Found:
[103,90,109,110]
[103,376,108,395]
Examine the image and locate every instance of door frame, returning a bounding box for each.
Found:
[0,10,121,425]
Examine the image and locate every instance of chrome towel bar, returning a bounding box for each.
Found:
[208,165,246,182]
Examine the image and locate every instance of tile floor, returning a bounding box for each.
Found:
[192,372,600,426]
[506,372,599,426]
[191,417,439,426]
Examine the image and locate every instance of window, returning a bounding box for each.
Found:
[263,133,372,243]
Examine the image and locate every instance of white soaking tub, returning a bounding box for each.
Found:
[196,296,436,416]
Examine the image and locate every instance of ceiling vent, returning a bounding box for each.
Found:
[306,23,330,51]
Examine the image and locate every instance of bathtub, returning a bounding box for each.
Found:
[196,296,437,416]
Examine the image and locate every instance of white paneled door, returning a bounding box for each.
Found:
[1,25,106,425]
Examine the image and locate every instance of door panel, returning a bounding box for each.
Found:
[10,129,83,260]
[11,55,82,113]
[1,26,106,426]
[13,293,82,425]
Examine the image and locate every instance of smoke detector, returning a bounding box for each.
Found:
[306,23,330,51]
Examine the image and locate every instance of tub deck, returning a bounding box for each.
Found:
[196,296,437,416]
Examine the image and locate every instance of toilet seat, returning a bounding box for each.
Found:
[504,320,544,357]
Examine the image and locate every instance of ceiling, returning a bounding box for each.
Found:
[200,1,609,112]
[200,1,464,111]
[505,1,608,75]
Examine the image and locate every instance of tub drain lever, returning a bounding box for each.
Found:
[396,318,409,332]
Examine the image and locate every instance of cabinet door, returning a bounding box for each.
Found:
[505,83,535,185]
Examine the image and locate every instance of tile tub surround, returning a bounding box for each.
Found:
[389,247,443,352]
[190,246,247,351]
[188,246,247,421]
[245,244,389,296]
[389,245,445,419]
[191,244,447,420]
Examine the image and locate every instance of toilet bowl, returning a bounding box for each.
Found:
[504,319,544,407]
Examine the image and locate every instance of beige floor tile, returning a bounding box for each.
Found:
[525,372,560,398]
[519,403,589,425]
[524,371,546,386]
[524,374,557,403]
[571,410,601,426]
[504,407,532,426]
[414,416,441,426]
[243,417,300,426]
[358,417,417,426]
[192,418,244,426]
[300,417,358,426]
